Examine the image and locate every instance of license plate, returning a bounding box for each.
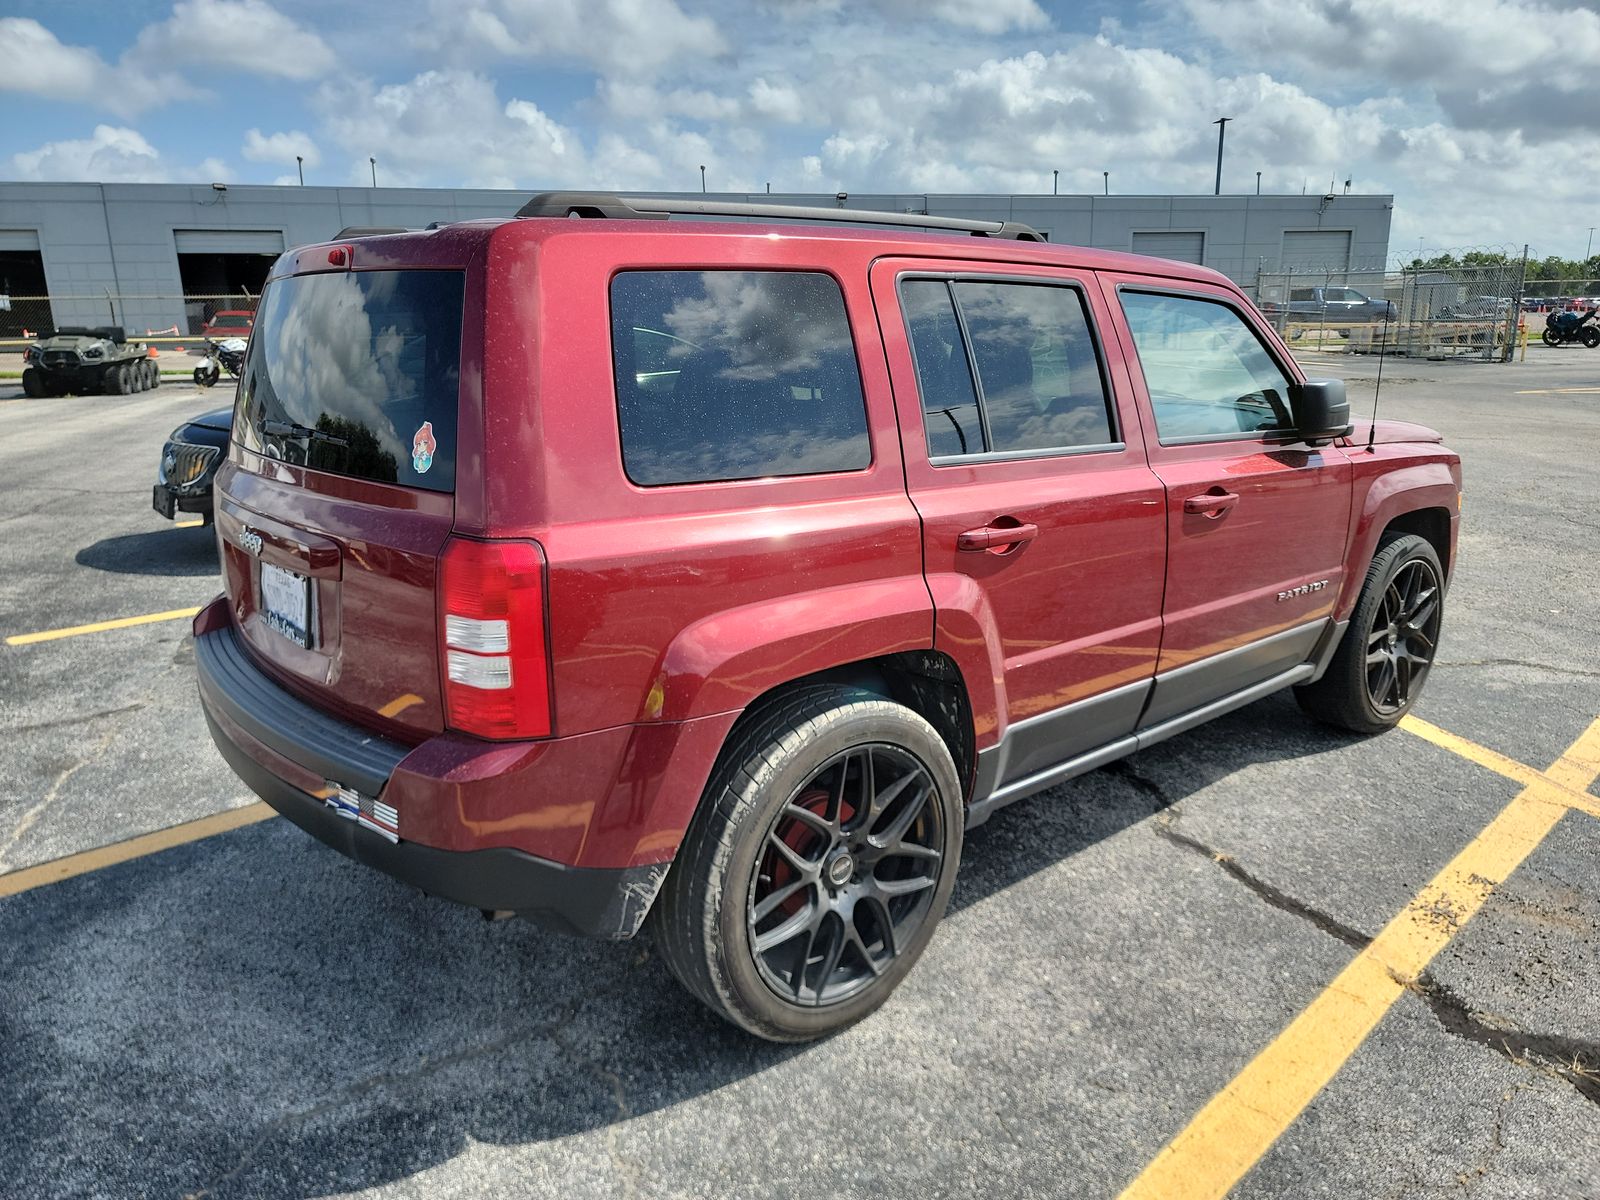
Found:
[152,484,175,519]
[260,561,313,648]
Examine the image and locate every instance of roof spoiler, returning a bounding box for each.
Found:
[332,226,412,239]
[513,192,1046,242]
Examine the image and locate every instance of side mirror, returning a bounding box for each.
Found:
[1293,378,1351,445]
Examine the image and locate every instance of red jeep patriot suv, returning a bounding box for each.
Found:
[196,193,1460,1041]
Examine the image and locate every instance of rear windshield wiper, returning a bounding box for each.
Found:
[261,418,349,448]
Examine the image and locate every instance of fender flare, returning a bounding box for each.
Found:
[650,575,935,722]
[1338,462,1458,621]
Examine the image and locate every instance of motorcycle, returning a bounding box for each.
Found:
[193,336,247,387]
[1541,305,1600,348]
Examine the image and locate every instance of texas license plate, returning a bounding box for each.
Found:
[260,561,312,648]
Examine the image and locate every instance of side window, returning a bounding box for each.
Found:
[1119,292,1294,442]
[901,277,1115,460]
[901,280,983,457]
[1289,288,1316,302]
[953,282,1114,454]
[609,271,871,486]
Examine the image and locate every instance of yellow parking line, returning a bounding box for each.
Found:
[5,607,201,646]
[1119,716,1600,1200]
[0,802,277,899]
[1402,715,1600,819]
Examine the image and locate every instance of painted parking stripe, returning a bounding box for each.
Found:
[5,606,201,646]
[175,518,204,528]
[0,802,276,899]
[1118,716,1600,1200]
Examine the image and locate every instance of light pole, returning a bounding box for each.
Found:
[1052,169,1058,196]
[1212,117,1231,194]
[1103,170,1109,195]
[1255,171,1261,195]
[296,155,304,186]
[699,165,706,193]
[369,157,377,187]
[1588,227,1595,260]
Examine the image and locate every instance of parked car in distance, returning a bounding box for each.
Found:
[1259,285,1398,327]
[194,194,1461,1041]
[1438,296,1513,320]
[200,309,255,339]
[153,407,232,522]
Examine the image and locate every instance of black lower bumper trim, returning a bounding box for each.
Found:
[202,707,667,940]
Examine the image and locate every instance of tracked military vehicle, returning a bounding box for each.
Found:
[21,326,159,397]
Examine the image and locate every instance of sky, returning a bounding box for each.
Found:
[2,0,1597,260]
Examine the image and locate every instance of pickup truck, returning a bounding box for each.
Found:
[1259,285,1397,327]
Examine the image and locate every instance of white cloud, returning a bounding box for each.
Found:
[134,0,337,81]
[428,0,725,75]
[764,0,1047,34]
[242,129,321,167]
[318,70,588,189]
[748,78,805,124]
[8,124,230,183]
[0,18,192,115]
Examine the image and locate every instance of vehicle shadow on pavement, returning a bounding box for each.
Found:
[75,525,219,577]
[0,697,1359,1198]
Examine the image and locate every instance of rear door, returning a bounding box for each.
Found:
[1100,276,1352,724]
[870,259,1166,788]
[216,256,477,739]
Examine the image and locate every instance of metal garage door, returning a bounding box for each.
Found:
[1281,230,1351,271]
[0,230,41,251]
[172,229,285,254]
[1131,232,1205,264]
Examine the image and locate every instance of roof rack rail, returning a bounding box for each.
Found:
[513,192,1046,242]
[333,226,411,239]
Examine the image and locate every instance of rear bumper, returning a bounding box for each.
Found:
[195,614,667,938]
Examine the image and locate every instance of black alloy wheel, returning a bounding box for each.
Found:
[1295,533,1446,734]
[747,745,944,1007]
[1364,557,1441,716]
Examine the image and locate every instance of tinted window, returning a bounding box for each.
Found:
[952,281,1114,453]
[1289,288,1316,302]
[1119,292,1293,441]
[236,270,463,491]
[610,271,870,486]
[901,280,982,457]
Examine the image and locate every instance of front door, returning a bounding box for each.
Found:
[870,259,1167,790]
[1099,276,1353,724]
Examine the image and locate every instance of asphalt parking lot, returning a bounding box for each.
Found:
[2,351,1598,1199]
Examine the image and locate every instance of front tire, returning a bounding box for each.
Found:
[653,685,963,1042]
[1542,328,1561,347]
[22,368,44,398]
[1295,533,1444,734]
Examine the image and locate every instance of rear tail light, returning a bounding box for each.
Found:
[439,536,551,739]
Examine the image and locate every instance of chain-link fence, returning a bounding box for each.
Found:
[1255,261,1527,361]
[0,293,259,343]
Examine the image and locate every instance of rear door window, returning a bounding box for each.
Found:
[901,277,1115,459]
[609,270,871,486]
[235,269,464,491]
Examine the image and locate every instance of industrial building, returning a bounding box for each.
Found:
[0,181,1392,338]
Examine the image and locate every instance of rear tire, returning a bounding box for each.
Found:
[22,368,44,398]
[1295,533,1444,734]
[653,685,963,1042]
[146,361,160,389]
[1582,327,1600,349]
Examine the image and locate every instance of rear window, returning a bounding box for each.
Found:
[609,270,871,486]
[235,269,464,492]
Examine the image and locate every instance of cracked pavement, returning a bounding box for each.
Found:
[2,358,1598,1197]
